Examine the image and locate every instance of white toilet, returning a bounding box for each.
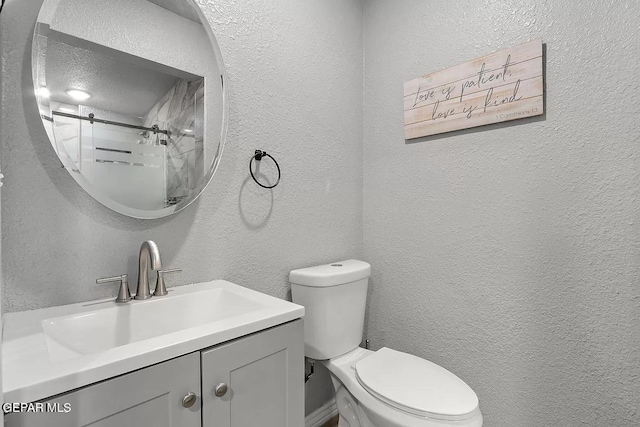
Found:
[290,260,483,427]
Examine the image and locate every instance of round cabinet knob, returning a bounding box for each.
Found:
[215,382,228,397]
[182,392,197,408]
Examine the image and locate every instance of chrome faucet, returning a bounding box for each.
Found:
[135,240,162,300]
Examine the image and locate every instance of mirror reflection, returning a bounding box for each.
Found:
[32,0,226,218]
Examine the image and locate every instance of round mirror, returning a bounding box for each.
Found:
[32,0,227,218]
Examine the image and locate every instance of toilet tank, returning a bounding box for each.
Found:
[289,260,371,360]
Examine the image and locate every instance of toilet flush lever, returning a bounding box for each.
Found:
[154,268,182,296]
[97,274,132,303]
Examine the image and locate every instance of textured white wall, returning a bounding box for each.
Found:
[363,1,640,426]
[0,12,4,420]
[0,0,362,413]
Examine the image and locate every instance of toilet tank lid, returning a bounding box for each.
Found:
[289,259,371,287]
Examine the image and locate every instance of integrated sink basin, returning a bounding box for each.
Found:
[3,280,305,404]
[42,287,266,359]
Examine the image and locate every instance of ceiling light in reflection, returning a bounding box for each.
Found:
[58,107,76,113]
[65,89,91,101]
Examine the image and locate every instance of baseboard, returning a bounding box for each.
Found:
[305,398,338,427]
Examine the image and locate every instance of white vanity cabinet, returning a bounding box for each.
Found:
[5,320,304,427]
[201,319,304,427]
[5,352,201,427]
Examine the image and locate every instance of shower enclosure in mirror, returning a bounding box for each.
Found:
[32,0,227,218]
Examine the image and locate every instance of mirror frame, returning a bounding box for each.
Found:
[31,0,228,219]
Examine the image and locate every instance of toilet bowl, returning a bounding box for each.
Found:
[323,347,482,427]
[290,260,483,427]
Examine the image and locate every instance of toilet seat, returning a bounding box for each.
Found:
[355,347,479,421]
[323,347,482,427]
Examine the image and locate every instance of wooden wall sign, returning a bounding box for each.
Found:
[404,39,543,139]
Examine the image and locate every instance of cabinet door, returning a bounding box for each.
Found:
[6,352,201,427]
[202,320,304,427]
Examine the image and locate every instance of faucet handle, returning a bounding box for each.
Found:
[154,268,182,297]
[97,274,132,303]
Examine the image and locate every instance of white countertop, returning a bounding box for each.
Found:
[2,280,304,403]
